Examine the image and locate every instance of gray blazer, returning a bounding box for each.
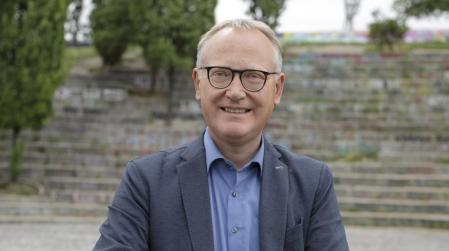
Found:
[94,135,349,251]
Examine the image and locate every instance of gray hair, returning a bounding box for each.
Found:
[196,19,283,72]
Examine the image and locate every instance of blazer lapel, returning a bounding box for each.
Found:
[259,142,289,251]
[177,137,214,251]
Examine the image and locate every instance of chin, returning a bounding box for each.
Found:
[218,125,256,140]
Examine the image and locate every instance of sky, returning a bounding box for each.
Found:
[215,0,449,32]
[81,0,449,33]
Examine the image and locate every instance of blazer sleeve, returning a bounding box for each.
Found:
[93,160,150,251]
[306,163,349,251]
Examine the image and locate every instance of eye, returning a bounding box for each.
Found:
[211,69,231,78]
[244,71,265,80]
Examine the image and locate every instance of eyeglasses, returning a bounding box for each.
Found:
[198,66,279,92]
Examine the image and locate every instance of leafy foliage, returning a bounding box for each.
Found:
[133,0,216,71]
[90,0,216,122]
[369,14,408,52]
[130,0,216,122]
[394,0,449,18]
[244,0,286,29]
[0,0,69,182]
[90,0,134,66]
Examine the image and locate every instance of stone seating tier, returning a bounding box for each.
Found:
[0,52,448,228]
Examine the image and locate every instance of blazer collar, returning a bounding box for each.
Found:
[203,128,265,175]
[259,141,289,251]
[177,135,214,251]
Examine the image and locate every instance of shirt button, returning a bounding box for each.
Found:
[231,226,238,234]
[231,192,238,198]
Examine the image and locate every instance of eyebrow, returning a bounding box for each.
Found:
[205,65,273,72]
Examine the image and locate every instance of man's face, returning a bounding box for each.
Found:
[192,28,285,144]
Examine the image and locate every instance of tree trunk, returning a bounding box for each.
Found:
[11,127,19,151]
[150,68,157,93]
[72,29,79,46]
[166,66,176,126]
[10,126,23,183]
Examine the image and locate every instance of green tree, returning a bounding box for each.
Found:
[394,0,449,18]
[132,0,216,122]
[130,0,171,92]
[368,11,408,52]
[142,37,175,93]
[244,0,287,29]
[0,0,69,182]
[90,0,134,66]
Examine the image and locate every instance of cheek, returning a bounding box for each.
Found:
[199,92,215,112]
[202,87,223,103]
[196,84,208,102]
[256,96,276,114]
[253,91,273,105]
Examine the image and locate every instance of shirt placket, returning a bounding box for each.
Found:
[227,167,252,251]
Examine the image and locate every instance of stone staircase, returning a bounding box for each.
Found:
[0,71,203,223]
[330,161,449,228]
[273,51,449,228]
[0,194,105,223]
[1,51,448,228]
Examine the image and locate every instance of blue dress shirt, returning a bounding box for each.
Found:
[204,128,264,251]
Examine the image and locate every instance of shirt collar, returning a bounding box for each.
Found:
[204,127,264,175]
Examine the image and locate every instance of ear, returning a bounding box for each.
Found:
[192,68,201,101]
[273,72,285,105]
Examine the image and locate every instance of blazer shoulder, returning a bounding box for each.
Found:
[272,144,334,185]
[128,141,192,173]
[272,144,337,205]
[136,143,185,160]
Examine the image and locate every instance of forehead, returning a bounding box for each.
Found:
[202,28,276,71]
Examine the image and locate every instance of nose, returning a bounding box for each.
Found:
[225,73,246,100]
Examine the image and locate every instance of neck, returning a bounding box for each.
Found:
[209,131,262,169]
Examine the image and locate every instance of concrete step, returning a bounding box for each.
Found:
[1,146,153,164]
[329,162,449,175]
[335,185,449,201]
[18,164,123,180]
[24,142,108,155]
[50,110,148,122]
[289,149,338,161]
[44,120,147,134]
[48,190,115,204]
[3,140,447,165]
[0,194,52,203]
[44,177,121,192]
[379,154,449,164]
[0,196,107,217]
[333,173,449,187]
[342,211,449,229]
[0,214,104,224]
[18,152,129,167]
[339,197,449,214]
[0,136,105,148]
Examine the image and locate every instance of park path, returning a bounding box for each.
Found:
[0,223,448,251]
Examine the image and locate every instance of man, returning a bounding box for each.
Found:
[94,19,349,251]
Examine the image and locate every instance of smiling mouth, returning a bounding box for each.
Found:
[222,107,250,113]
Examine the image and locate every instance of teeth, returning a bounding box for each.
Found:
[224,108,248,113]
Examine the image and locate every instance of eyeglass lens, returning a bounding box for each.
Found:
[209,67,265,91]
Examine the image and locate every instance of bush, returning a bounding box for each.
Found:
[369,18,408,52]
[90,0,134,66]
